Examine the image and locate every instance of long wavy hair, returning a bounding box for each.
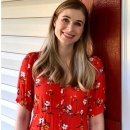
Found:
[32,0,95,91]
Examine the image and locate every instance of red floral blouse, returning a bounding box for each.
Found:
[16,52,106,130]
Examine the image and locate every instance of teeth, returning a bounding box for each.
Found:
[63,32,74,38]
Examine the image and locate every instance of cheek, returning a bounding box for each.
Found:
[54,22,64,37]
[56,20,66,29]
[77,28,84,36]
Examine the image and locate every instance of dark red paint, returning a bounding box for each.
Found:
[81,0,121,129]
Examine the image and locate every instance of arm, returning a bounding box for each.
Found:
[15,104,31,130]
[89,113,105,130]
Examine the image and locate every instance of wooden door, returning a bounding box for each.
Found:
[81,0,121,129]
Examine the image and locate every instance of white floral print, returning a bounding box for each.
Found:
[61,99,64,105]
[62,124,68,130]
[80,110,84,115]
[96,82,101,88]
[47,81,51,85]
[34,94,36,99]
[99,68,103,73]
[61,88,64,94]
[39,118,44,124]
[83,99,87,105]
[67,105,72,110]
[36,79,40,84]
[28,64,30,68]
[26,90,31,97]
[42,101,51,111]
[44,101,50,107]
[21,71,25,77]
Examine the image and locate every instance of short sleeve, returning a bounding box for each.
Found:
[88,56,106,117]
[16,52,39,111]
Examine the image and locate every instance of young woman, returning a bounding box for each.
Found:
[15,0,106,130]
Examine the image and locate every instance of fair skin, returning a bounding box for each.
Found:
[15,104,31,130]
[15,8,104,130]
[90,113,105,130]
[54,9,85,48]
[54,9,85,84]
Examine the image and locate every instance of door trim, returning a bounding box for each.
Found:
[121,0,130,129]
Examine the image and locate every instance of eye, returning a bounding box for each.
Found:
[62,18,69,23]
[75,22,82,26]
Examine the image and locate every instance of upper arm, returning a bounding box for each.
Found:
[16,52,38,111]
[89,112,104,130]
[16,104,31,120]
[88,56,106,117]
[15,104,31,130]
[88,57,106,130]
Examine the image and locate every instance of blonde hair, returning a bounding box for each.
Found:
[32,0,95,91]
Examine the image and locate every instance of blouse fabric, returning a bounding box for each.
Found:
[16,52,106,130]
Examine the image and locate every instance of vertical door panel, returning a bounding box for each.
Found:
[81,0,121,129]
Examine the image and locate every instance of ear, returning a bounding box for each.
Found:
[53,16,57,27]
[53,22,56,27]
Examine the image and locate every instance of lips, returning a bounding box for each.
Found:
[62,32,74,38]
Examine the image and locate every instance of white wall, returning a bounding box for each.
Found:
[121,0,130,129]
[1,0,64,129]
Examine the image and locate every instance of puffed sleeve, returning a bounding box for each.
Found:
[88,56,106,117]
[16,52,39,111]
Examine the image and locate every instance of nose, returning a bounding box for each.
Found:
[67,23,74,32]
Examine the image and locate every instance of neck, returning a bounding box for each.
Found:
[58,45,74,63]
[58,44,74,86]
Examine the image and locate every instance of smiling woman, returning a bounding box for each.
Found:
[15,1,106,130]
[54,9,85,48]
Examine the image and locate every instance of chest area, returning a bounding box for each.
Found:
[33,78,90,110]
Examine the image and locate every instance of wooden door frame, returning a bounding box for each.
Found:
[121,0,130,129]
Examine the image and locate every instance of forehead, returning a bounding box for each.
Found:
[58,9,85,22]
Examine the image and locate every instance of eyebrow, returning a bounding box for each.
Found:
[63,15,84,24]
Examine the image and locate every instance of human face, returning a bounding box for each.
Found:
[54,9,85,48]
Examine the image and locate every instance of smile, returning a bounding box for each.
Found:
[62,32,74,39]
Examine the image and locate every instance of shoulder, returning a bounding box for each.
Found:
[23,52,39,62]
[24,52,39,60]
[89,56,104,73]
[21,52,40,67]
